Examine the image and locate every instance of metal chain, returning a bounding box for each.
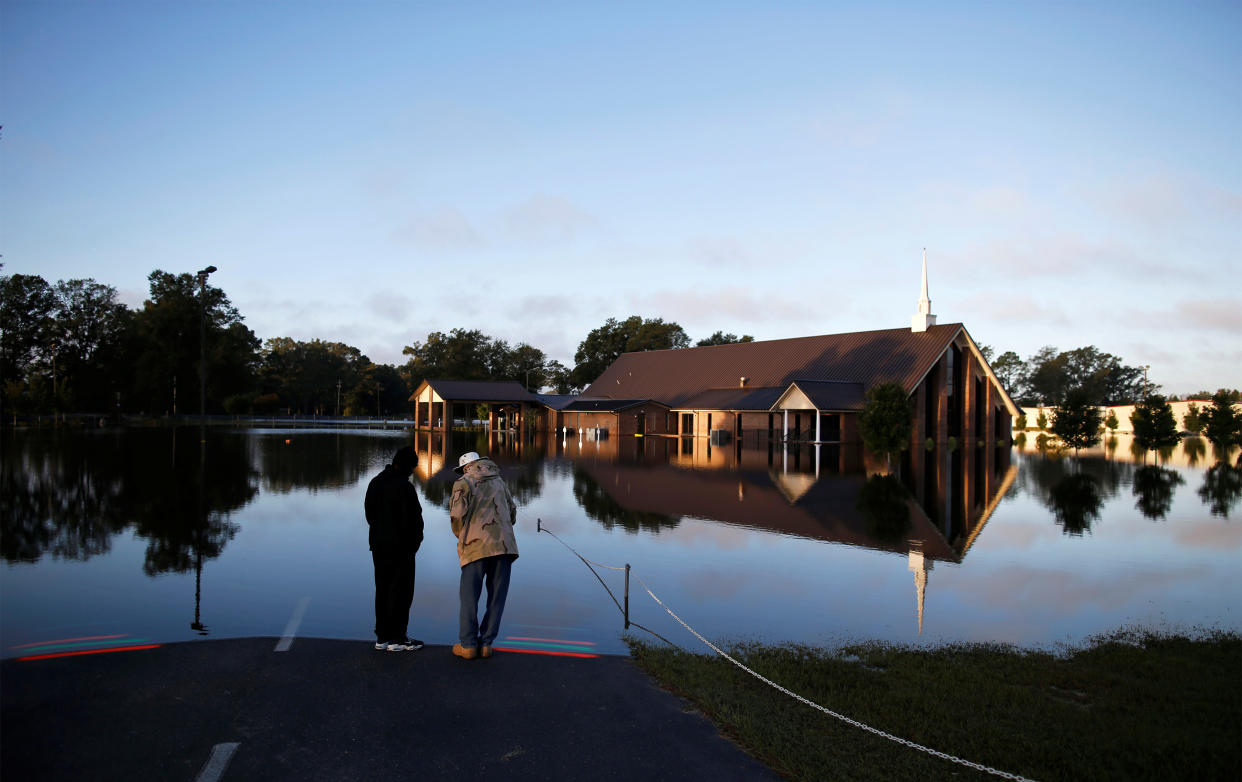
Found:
[632,573,1038,782]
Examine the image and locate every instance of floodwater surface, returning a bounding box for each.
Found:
[2,426,1239,658]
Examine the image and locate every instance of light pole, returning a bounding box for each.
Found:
[1142,364,1151,400]
[336,379,342,417]
[196,266,217,418]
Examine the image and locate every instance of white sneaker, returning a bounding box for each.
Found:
[387,637,424,652]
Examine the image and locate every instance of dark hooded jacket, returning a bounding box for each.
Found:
[364,464,424,552]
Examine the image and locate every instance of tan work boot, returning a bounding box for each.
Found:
[452,643,478,660]
[480,645,493,658]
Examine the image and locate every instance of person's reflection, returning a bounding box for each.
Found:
[856,474,911,545]
[1047,473,1102,535]
[1132,465,1184,520]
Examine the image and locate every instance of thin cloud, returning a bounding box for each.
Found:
[392,206,482,249]
[502,195,597,243]
[1172,298,1242,333]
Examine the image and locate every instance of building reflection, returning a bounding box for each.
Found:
[419,431,1017,637]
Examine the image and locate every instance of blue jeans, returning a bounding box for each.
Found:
[459,555,514,647]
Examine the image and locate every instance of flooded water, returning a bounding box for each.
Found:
[3,426,1239,658]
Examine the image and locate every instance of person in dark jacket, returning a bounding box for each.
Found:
[364,446,424,651]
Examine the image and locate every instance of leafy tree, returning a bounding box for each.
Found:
[544,360,573,394]
[696,331,754,347]
[1201,391,1242,448]
[259,338,369,415]
[571,315,689,389]
[0,272,57,413]
[1019,345,1147,406]
[1051,389,1103,455]
[400,328,560,393]
[990,351,1025,397]
[1104,409,1119,434]
[1182,402,1204,435]
[1015,412,1027,431]
[1131,395,1180,456]
[129,270,258,415]
[48,279,133,412]
[347,363,408,417]
[1188,388,1241,403]
[858,382,913,471]
[1036,411,1048,431]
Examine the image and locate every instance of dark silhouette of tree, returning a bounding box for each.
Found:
[1202,391,1242,448]
[990,350,1025,396]
[1132,395,1181,457]
[696,331,754,346]
[858,382,913,472]
[129,270,259,414]
[0,272,57,414]
[400,328,561,393]
[571,316,689,390]
[1051,389,1103,455]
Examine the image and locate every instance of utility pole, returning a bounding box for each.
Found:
[196,266,217,418]
[336,379,342,417]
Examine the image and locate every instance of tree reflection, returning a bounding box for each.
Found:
[856,474,912,545]
[1131,466,1185,521]
[1,430,130,562]
[1,428,254,594]
[1182,436,1206,467]
[255,432,384,493]
[571,467,680,534]
[126,431,253,575]
[1198,461,1242,519]
[1048,473,1103,535]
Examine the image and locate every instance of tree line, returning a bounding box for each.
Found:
[0,268,753,417]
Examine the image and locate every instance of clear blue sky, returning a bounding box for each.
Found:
[3,1,1239,394]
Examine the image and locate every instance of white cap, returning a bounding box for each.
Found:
[454,451,482,474]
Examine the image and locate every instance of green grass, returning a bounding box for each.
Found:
[626,629,1241,781]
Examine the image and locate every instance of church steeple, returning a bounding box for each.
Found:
[911,248,937,333]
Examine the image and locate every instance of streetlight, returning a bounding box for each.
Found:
[197,266,217,418]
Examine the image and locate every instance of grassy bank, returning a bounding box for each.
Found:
[627,630,1240,781]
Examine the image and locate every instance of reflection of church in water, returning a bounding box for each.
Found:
[411,427,1017,636]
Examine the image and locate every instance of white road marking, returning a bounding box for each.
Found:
[194,742,240,782]
[274,597,310,652]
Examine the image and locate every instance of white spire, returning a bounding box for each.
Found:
[911,247,937,332]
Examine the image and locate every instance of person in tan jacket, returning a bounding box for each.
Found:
[449,451,518,660]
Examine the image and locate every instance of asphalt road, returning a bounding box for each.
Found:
[1,637,778,781]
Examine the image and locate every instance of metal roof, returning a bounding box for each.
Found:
[410,380,539,403]
[785,380,867,411]
[561,398,667,412]
[676,386,786,411]
[581,324,965,406]
[533,393,577,410]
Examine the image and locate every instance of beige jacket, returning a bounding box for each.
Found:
[449,458,518,567]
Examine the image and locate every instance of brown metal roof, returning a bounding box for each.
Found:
[581,324,964,406]
[562,398,667,412]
